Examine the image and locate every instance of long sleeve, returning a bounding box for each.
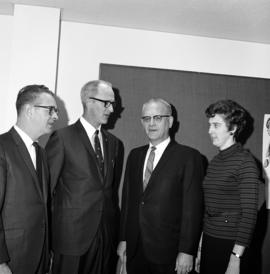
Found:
[178,150,204,255]
[45,131,65,196]
[203,143,259,247]
[0,144,10,263]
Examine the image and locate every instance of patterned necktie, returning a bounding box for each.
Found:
[94,130,104,176]
[33,142,43,189]
[143,146,156,190]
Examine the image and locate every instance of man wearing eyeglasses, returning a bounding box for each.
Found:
[0,85,58,274]
[117,98,204,274]
[45,80,123,274]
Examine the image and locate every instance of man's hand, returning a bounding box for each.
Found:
[117,241,127,263]
[175,252,193,274]
[0,263,12,274]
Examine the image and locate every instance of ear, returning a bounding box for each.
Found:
[24,104,33,118]
[169,116,174,128]
[230,125,237,136]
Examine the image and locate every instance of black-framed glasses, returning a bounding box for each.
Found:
[34,105,59,116]
[141,115,170,123]
[89,97,116,109]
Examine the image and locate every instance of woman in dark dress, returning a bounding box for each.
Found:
[199,100,259,274]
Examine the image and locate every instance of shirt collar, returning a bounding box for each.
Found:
[80,116,101,137]
[149,137,170,151]
[14,125,35,149]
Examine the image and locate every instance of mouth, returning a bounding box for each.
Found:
[48,122,55,127]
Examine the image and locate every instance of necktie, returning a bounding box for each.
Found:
[94,130,104,176]
[33,142,43,190]
[143,146,156,190]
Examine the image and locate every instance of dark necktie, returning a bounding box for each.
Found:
[33,142,43,190]
[143,146,156,190]
[94,130,104,176]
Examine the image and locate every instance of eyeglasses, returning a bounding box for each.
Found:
[141,115,170,123]
[34,105,59,116]
[89,97,116,109]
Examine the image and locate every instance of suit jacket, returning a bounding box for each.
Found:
[0,128,49,273]
[45,120,123,256]
[120,140,204,264]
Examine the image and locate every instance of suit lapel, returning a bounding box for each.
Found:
[74,120,104,182]
[40,149,49,202]
[143,141,175,193]
[139,146,149,195]
[101,129,109,181]
[10,127,44,199]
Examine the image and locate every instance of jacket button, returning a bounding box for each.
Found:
[141,201,145,205]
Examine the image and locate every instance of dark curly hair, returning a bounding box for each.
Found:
[205,99,248,141]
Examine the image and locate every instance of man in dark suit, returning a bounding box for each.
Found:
[45,80,123,274]
[0,85,58,274]
[117,98,204,274]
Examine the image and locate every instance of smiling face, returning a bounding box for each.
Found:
[141,101,173,146]
[208,114,236,150]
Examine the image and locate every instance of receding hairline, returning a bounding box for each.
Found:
[81,80,112,97]
[142,98,172,115]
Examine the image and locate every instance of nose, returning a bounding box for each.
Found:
[52,111,59,120]
[149,117,156,126]
[108,104,114,113]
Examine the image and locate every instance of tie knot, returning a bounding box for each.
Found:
[151,146,156,152]
[33,142,39,149]
[95,130,99,137]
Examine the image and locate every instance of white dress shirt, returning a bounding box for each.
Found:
[80,116,104,156]
[14,125,37,169]
[143,137,170,180]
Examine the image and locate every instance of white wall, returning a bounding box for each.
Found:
[0,5,60,134]
[0,15,13,132]
[57,22,270,123]
[1,7,270,131]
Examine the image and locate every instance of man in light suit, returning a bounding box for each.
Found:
[46,80,123,274]
[118,98,204,274]
[0,85,58,274]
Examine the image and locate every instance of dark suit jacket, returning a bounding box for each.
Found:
[0,128,49,273]
[120,140,204,264]
[45,120,123,256]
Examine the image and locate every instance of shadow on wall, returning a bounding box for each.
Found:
[39,95,69,147]
[104,87,124,131]
[239,109,254,146]
[170,102,209,174]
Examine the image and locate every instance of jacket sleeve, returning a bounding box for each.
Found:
[119,152,132,241]
[45,131,65,196]
[178,150,204,255]
[0,144,10,263]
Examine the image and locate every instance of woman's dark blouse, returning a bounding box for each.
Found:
[203,143,259,247]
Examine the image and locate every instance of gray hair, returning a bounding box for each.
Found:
[142,98,172,115]
[80,80,112,109]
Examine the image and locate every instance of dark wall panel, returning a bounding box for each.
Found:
[100,63,270,161]
[100,63,270,274]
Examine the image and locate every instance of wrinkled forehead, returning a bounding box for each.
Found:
[33,92,57,105]
[142,102,168,116]
[96,84,115,100]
